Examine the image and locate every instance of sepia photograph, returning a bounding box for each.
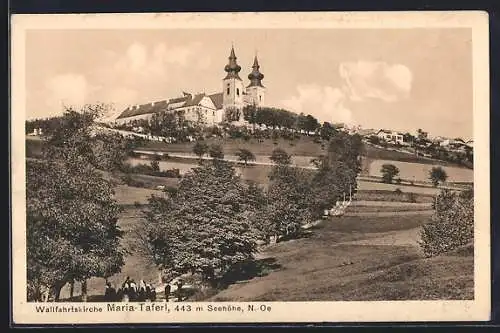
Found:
[11,12,490,324]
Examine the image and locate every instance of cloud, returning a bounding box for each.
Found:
[114,41,210,75]
[281,84,353,124]
[43,73,93,112]
[281,61,413,126]
[339,61,412,102]
[85,41,212,117]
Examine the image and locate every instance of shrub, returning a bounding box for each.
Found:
[381,164,399,183]
[429,166,448,187]
[120,174,146,188]
[270,148,291,165]
[394,188,403,195]
[419,189,474,257]
[163,186,179,197]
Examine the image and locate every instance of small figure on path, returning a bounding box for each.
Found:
[164,283,171,301]
[150,284,157,302]
[175,279,184,302]
[104,282,117,302]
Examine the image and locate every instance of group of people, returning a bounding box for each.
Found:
[103,276,185,302]
[104,277,157,302]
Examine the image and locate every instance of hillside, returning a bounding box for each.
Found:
[206,203,473,301]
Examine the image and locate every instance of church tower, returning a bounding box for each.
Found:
[245,54,266,107]
[222,46,245,111]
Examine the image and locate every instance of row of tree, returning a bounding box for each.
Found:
[241,106,320,132]
[141,132,364,288]
[108,106,329,142]
[380,163,448,187]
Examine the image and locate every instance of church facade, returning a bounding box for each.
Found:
[114,46,266,126]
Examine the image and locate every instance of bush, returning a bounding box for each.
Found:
[120,174,146,188]
[163,186,179,197]
[419,189,474,257]
[429,166,448,187]
[381,164,399,183]
[394,188,403,195]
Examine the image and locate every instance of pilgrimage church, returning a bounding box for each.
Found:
[114,46,266,126]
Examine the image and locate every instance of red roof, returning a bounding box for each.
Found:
[116,92,223,120]
[208,93,223,109]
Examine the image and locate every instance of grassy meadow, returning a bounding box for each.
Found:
[206,203,473,301]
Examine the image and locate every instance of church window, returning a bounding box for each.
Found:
[237,88,240,96]
[227,87,230,95]
[259,95,262,102]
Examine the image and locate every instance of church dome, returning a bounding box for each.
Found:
[224,46,242,80]
[247,55,265,88]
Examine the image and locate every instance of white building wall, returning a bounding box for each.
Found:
[222,78,245,110]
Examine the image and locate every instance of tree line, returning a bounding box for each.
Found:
[380,163,449,187]
[141,132,363,289]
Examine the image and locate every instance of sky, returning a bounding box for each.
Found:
[25,28,473,139]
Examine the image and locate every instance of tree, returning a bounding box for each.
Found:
[419,189,473,257]
[417,128,428,140]
[224,107,242,122]
[27,106,125,302]
[259,165,314,241]
[192,141,208,162]
[143,161,261,287]
[209,144,224,160]
[368,135,381,145]
[319,122,337,141]
[429,166,448,187]
[91,132,132,172]
[304,115,320,133]
[380,164,399,183]
[309,133,363,218]
[270,148,291,166]
[236,148,256,167]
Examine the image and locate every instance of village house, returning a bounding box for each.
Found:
[377,129,404,145]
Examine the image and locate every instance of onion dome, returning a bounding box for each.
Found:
[224,46,242,80]
[247,55,265,88]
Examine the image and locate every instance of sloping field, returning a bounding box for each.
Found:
[141,137,324,157]
[207,201,473,301]
[368,158,473,183]
[357,180,442,195]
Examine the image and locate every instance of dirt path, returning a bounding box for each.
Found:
[339,227,422,247]
[351,200,432,208]
[343,210,434,217]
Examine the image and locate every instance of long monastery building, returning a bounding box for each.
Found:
[114,46,266,126]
